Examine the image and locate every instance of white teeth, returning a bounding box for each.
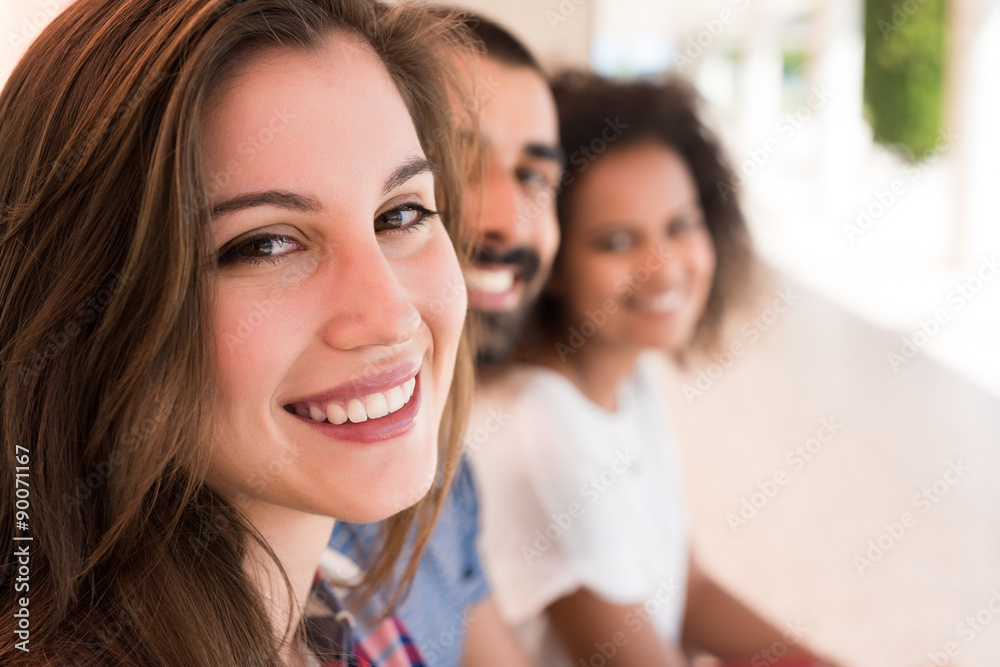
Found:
[346,399,368,423]
[292,377,417,424]
[385,386,405,412]
[364,392,389,419]
[464,267,515,294]
[309,405,326,423]
[638,290,686,312]
[326,402,348,425]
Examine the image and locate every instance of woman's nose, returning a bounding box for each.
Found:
[641,241,684,289]
[319,238,421,351]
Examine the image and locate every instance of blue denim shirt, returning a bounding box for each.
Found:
[329,458,490,667]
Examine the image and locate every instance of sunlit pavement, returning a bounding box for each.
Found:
[661,264,1000,667]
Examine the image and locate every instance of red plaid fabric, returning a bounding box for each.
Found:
[302,569,426,667]
[719,654,826,667]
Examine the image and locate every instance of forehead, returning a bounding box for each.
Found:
[571,143,699,225]
[201,32,425,212]
[477,57,558,157]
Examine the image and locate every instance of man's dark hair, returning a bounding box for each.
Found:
[458,12,542,73]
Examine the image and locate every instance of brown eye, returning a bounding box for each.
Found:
[218,234,301,265]
[601,230,634,252]
[669,212,705,237]
[516,167,548,189]
[374,204,438,233]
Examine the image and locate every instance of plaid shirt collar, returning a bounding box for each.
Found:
[301,548,426,667]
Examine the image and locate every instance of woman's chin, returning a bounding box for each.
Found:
[336,459,438,524]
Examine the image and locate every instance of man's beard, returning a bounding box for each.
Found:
[467,245,542,366]
[470,304,533,366]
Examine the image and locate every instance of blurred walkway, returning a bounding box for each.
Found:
[746,138,1000,403]
[661,268,1000,667]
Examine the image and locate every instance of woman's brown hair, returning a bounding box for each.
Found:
[542,71,755,354]
[0,0,475,663]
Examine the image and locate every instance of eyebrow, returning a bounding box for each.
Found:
[380,157,439,197]
[589,204,704,233]
[210,157,439,218]
[212,191,322,217]
[525,142,565,165]
[471,130,565,167]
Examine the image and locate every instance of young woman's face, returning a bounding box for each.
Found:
[202,34,466,524]
[554,142,716,354]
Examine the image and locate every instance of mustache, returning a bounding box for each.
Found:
[468,246,541,283]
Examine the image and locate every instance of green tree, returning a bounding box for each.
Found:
[864,0,947,159]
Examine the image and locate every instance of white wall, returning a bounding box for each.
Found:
[1,0,76,83]
[448,0,592,71]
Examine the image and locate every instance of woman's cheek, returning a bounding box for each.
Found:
[563,258,605,324]
[593,256,631,305]
[419,231,467,370]
[692,231,718,300]
[212,285,301,396]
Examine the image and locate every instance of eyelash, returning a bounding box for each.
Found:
[216,202,439,267]
[516,167,555,191]
[217,234,300,267]
[375,202,439,234]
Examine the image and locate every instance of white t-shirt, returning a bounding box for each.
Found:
[468,353,689,666]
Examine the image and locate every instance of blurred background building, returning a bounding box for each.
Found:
[3,0,998,665]
[448,0,1000,399]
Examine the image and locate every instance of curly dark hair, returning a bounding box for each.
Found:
[545,71,755,353]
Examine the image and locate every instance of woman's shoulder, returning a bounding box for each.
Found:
[471,364,601,456]
[468,364,624,487]
[475,362,590,415]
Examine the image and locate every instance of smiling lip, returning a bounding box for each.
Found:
[627,289,688,315]
[292,373,422,444]
[283,360,422,444]
[286,361,420,406]
[465,263,523,311]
